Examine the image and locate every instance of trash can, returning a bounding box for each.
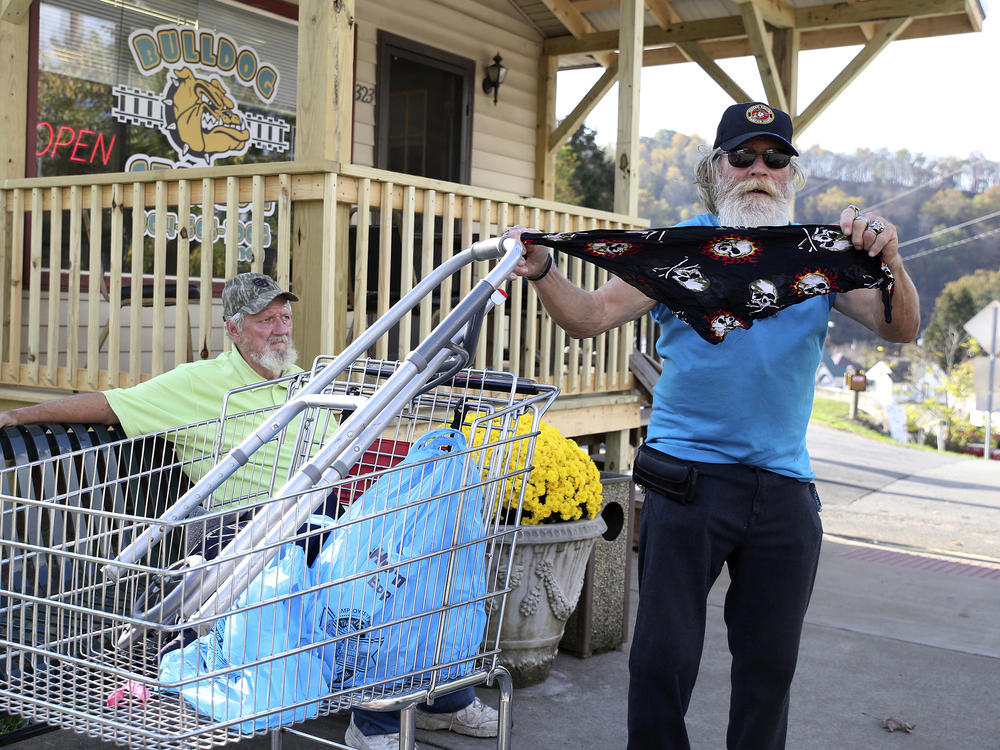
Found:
[559,472,634,657]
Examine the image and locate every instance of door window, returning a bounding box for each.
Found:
[376,33,472,184]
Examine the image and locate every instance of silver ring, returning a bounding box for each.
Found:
[848,204,863,220]
[868,218,886,235]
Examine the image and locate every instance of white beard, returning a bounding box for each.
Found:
[246,340,298,376]
[715,174,794,227]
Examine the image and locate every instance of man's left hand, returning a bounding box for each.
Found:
[833,204,920,342]
[840,205,899,265]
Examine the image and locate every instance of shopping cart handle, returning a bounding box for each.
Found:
[355,360,539,395]
[456,371,540,394]
[470,235,518,260]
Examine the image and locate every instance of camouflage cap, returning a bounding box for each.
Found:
[222,273,298,319]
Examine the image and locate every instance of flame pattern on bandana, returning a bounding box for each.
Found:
[700,234,762,264]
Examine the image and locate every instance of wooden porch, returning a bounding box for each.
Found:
[0,161,650,468]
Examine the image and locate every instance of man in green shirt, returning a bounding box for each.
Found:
[0,272,306,505]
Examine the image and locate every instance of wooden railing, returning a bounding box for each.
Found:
[0,161,648,400]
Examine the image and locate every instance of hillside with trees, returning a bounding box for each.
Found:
[556,127,1000,355]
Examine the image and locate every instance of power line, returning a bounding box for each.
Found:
[902,223,1000,261]
[898,208,1000,248]
[793,175,838,200]
[797,157,990,212]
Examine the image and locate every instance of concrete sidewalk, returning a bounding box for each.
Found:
[26,536,999,750]
[391,534,1000,750]
[19,435,1000,750]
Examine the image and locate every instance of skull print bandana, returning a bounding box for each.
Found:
[521,225,894,344]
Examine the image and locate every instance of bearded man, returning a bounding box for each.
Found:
[0,272,305,505]
[506,102,919,750]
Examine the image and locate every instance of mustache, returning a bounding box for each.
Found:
[732,177,780,198]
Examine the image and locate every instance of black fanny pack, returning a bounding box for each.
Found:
[632,444,698,505]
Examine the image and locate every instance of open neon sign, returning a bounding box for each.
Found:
[36,122,117,165]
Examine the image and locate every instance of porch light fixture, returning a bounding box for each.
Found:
[482,52,507,105]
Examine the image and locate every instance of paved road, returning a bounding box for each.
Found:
[807,422,1000,559]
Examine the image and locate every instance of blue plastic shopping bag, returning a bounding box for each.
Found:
[158,518,333,733]
[311,428,488,690]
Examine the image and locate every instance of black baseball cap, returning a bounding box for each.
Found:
[713,102,798,155]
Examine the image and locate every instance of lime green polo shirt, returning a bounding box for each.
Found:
[105,349,313,507]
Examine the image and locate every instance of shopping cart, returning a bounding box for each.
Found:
[0,236,557,750]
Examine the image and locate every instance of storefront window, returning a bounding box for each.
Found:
[34,0,297,177]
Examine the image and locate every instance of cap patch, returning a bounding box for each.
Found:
[745,104,775,125]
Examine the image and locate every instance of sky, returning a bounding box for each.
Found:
[556,3,999,162]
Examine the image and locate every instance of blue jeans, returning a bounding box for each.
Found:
[352,686,475,735]
[627,453,823,750]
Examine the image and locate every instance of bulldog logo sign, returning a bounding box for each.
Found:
[163,67,252,163]
[112,24,289,167]
[110,25,289,259]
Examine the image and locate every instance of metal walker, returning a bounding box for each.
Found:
[0,236,556,750]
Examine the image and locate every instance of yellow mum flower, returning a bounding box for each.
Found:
[462,413,602,526]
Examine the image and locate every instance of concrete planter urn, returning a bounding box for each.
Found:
[487,515,607,687]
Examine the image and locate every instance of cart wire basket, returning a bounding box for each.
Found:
[0,236,556,750]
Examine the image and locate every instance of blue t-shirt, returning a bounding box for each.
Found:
[645,213,832,481]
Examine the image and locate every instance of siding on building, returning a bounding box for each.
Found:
[356,0,544,195]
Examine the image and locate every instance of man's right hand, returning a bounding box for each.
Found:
[503,225,550,281]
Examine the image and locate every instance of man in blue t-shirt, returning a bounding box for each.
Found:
[507,102,920,750]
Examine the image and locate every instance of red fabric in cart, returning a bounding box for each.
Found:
[334,438,410,506]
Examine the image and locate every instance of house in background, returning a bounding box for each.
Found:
[815,349,844,387]
[0,0,986,470]
[901,360,947,403]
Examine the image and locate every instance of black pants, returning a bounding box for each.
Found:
[628,453,823,750]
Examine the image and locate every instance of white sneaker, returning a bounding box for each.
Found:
[344,714,420,750]
[415,696,499,738]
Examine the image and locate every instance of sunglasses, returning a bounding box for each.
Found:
[725,148,793,170]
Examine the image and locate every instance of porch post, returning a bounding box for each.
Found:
[772,28,800,122]
[535,54,558,201]
[614,0,642,217]
[292,0,355,361]
[604,428,632,474]
[0,16,28,376]
[0,16,28,180]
